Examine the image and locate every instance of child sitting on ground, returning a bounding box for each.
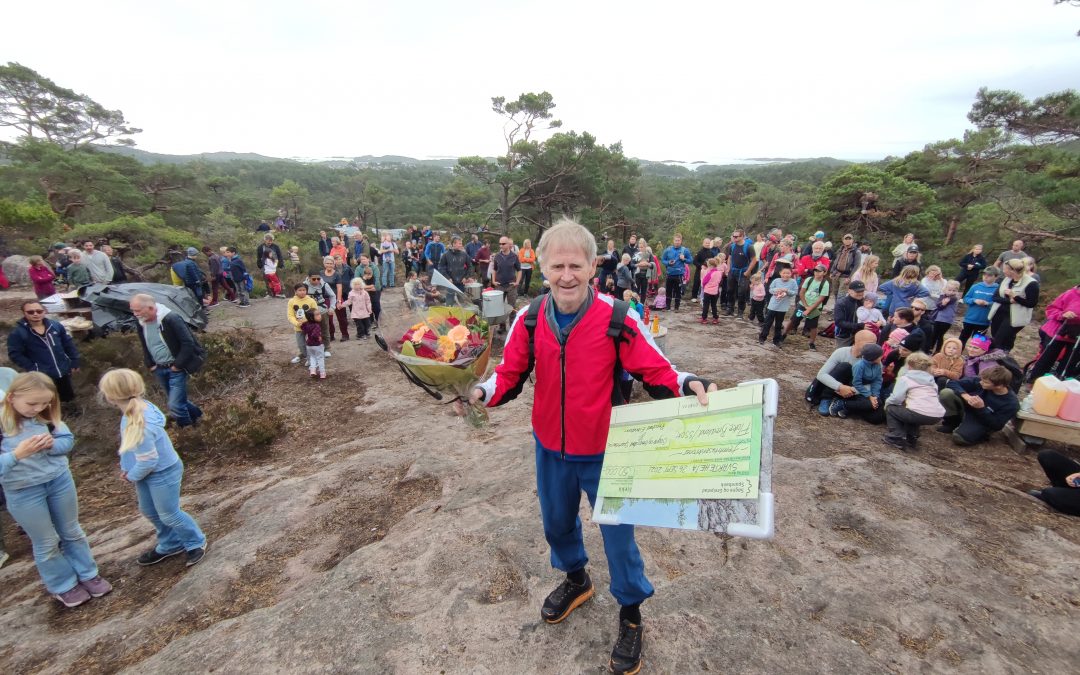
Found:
[700,258,722,325]
[858,292,887,337]
[748,272,767,323]
[882,352,946,450]
[961,334,1010,379]
[882,327,908,360]
[938,365,1020,446]
[302,308,327,379]
[653,287,667,310]
[931,337,964,389]
[341,277,373,340]
[831,343,884,419]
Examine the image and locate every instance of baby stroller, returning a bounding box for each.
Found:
[1023,325,1080,383]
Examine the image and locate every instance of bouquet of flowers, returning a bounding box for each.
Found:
[377,270,492,426]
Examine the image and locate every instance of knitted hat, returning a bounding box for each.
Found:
[861,344,884,362]
[900,333,924,351]
[890,328,910,344]
[970,334,992,351]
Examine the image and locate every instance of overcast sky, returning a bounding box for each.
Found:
[3,0,1076,163]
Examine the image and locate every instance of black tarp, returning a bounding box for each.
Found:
[80,283,209,333]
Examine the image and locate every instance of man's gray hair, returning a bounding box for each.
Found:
[536,218,597,266]
[130,293,155,307]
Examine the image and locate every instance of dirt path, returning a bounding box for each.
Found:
[1,290,1077,674]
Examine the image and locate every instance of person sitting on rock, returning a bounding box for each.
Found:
[937,365,1019,446]
[1028,450,1080,517]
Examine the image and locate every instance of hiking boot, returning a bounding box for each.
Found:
[881,435,906,450]
[79,576,113,598]
[829,398,847,418]
[541,572,594,624]
[186,545,207,567]
[137,547,184,566]
[609,619,644,675]
[52,584,92,608]
[817,399,831,416]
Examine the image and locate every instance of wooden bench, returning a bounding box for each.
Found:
[1005,409,1080,452]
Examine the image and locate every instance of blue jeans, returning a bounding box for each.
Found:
[134,460,206,553]
[5,470,98,593]
[534,439,654,607]
[154,367,202,427]
[382,259,395,287]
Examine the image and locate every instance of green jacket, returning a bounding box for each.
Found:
[353,262,381,291]
[68,263,91,287]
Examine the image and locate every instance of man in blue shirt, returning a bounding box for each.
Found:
[465,234,482,276]
[660,234,692,311]
[423,234,446,272]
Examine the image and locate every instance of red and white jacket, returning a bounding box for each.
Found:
[478,291,704,458]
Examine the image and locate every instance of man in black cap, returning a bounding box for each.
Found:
[832,280,866,348]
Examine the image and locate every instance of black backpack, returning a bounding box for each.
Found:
[522,296,638,405]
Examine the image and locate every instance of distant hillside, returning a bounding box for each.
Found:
[94,145,293,165]
[90,146,854,179]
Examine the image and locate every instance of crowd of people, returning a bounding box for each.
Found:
[3,215,1077,674]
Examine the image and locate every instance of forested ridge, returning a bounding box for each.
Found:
[1,62,1077,291]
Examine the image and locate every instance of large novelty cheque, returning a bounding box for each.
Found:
[593,380,776,539]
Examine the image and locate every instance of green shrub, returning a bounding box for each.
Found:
[192,329,264,393]
[174,393,286,459]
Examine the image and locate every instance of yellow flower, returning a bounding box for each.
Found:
[437,335,457,362]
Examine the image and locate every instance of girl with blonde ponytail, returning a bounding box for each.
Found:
[99,369,207,568]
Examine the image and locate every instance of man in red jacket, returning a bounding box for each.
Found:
[470,219,714,674]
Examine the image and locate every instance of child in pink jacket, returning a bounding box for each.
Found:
[342,278,374,339]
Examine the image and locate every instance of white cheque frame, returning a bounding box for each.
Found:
[592,378,776,540]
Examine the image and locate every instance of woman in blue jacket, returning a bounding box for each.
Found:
[6,301,80,403]
[99,369,207,568]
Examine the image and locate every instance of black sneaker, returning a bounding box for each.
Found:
[541,572,594,624]
[186,543,208,567]
[137,547,184,566]
[609,619,644,675]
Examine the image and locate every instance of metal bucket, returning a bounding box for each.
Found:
[465,282,483,300]
[482,290,506,318]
